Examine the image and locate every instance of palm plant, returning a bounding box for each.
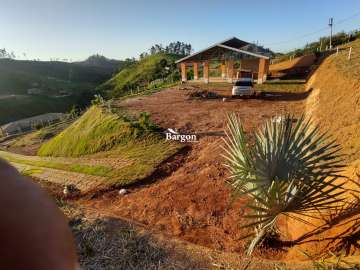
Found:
[222,113,346,255]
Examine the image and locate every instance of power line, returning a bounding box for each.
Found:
[263,10,360,47]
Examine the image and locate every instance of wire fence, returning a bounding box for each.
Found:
[0,113,81,139]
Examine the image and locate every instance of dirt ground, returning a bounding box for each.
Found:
[75,86,306,258]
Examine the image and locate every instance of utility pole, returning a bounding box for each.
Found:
[329,17,333,50]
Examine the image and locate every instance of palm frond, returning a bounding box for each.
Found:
[222,113,347,255]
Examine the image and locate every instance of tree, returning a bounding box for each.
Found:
[223,114,345,255]
[0,48,15,59]
[140,41,192,58]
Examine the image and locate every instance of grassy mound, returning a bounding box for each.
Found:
[306,39,360,163]
[99,54,180,97]
[37,105,181,185]
[38,105,133,157]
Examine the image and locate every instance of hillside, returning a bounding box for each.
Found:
[269,54,317,79]
[35,105,182,185]
[305,39,360,163]
[98,54,180,97]
[0,95,77,125]
[0,58,121,95]
[0,57,125,124]
[75,54,131,74]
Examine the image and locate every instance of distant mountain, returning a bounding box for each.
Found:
[76,54,132,74]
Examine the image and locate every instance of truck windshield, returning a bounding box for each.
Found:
[235,81,253,87]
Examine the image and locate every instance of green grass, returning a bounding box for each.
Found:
[21,168,43,176]
[99,54,180,97]
[2,135,181,185]
[11,120,72,147]
[0,152,112,177]
[100,137,181,185]
[38,105,141,157]
[34,105,182,185]
[254,79,306,93]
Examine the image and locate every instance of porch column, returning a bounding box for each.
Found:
[193,62,199,80]
[258,58,269,84]
[203,61,209,83]
[264,59,270,81]
[180,62,187,82]
[226,60,234,83]
[221,62,226,79]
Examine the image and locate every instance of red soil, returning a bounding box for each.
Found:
[78,86,305,256]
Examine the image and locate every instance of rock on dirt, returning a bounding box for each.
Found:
[118,188,127,195]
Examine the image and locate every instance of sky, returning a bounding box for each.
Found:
[1,0,360,61]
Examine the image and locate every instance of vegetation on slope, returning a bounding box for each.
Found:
[37,105,182,185]
[0,56,125,124]
[254,79,306,93]
[10,119,73,150]
[0,58,113,94]
[0,95,83,125]
[75,54,134,74]
[274,28,360,61]
[98,54,181,97]
[306,39,360,163]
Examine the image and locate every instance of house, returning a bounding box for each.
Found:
[176,37,272,84]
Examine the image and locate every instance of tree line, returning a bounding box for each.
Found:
[0,48,16,59]
[140,41,192,59]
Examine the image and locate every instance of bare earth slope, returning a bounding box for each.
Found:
[284,39,360,260]
[306,40,360,163]
[80,87,304,255]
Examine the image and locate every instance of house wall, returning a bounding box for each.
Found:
[240,59,259,72]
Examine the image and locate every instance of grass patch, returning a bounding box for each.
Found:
[12,120,72,148]
[0,152,112,177]
[34,105,183,185]
[98,54,180,98]
[38,105,145,157]
[98,136,182,185]
[21,168,43,176]
[254,79,306,93]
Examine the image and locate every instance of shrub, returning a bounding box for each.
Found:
[223,114,345,255]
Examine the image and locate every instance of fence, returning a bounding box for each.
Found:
[0,113,80,139]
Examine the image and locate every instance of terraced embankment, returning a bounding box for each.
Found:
[0,105,182,193]
[0,150,121,193]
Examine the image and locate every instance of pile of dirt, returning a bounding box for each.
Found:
[186,90,220,99]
